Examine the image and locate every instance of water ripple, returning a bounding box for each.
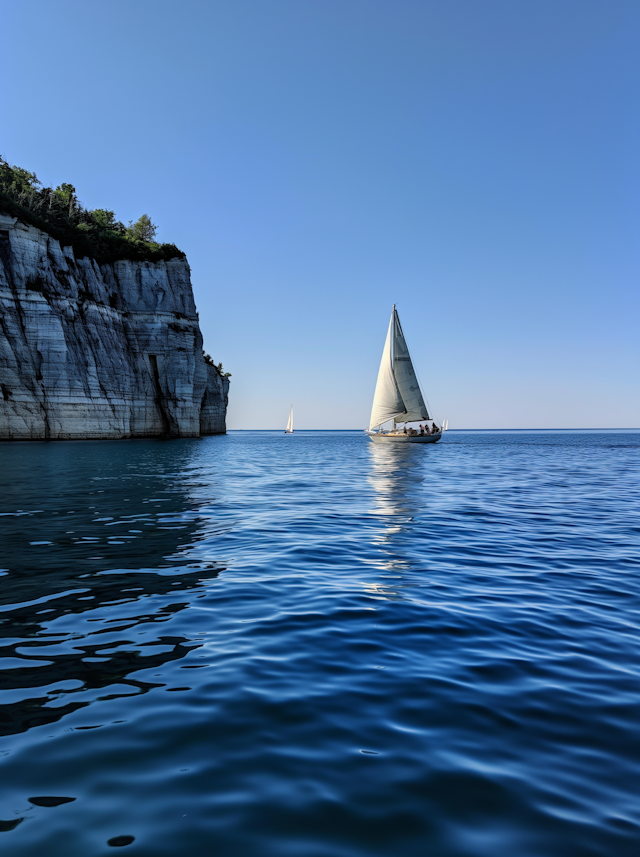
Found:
[0,431,638,856]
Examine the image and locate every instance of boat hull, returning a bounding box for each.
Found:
[367,432,441,444]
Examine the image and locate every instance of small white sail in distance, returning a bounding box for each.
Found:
[285,405,294,433]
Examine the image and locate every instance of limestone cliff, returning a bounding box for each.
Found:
[0,214,228,440]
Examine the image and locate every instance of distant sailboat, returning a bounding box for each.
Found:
[285,405,294,434]
[366,305,442,444]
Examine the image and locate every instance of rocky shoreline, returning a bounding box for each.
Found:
[0,214,228,440]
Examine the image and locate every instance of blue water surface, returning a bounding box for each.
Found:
[0,430,639,856]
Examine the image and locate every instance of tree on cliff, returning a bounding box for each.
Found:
[53,183,77,214]
[0,155,182,263]
[128,214,157,243]
[92,209,125,233]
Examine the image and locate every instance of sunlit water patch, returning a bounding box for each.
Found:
[0,431,639,856]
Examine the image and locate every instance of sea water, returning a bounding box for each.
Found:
[0,430,638,856]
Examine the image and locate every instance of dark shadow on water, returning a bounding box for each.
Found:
[0,439,224,737]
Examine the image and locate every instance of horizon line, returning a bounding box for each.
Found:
[227,427,640,432]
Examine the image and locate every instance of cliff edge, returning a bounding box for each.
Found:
[0,214,228,440]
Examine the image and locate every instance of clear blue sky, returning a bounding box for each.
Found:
[2,0,639,428]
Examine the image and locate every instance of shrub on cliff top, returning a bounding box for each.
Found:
[0,156,185,264]
[203,351,232,377]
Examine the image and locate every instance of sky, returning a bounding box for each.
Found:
[2,0,639,428]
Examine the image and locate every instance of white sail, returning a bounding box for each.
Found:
[369,306,431,430]
[369,312,406,430]
[285,405,293,433]
[392,311,430,423]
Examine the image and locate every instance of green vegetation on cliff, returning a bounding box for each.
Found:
[203,351,232,377]
[0,157,184,263]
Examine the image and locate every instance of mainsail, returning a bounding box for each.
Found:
[368,306,430,430]
[286,405,294,433]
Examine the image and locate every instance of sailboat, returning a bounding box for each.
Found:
[366,305,443,444]
[284,405,294,434]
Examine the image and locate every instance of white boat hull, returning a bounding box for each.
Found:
[366,431,441,444]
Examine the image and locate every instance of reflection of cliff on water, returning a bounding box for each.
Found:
[0,439,225,738]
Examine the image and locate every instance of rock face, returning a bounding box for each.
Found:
[0,215,228,440]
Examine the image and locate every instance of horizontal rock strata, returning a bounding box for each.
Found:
[0,214,228,440]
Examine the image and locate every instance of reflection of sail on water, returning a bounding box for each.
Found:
[367,444,423,533]
[363,444,423,587]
